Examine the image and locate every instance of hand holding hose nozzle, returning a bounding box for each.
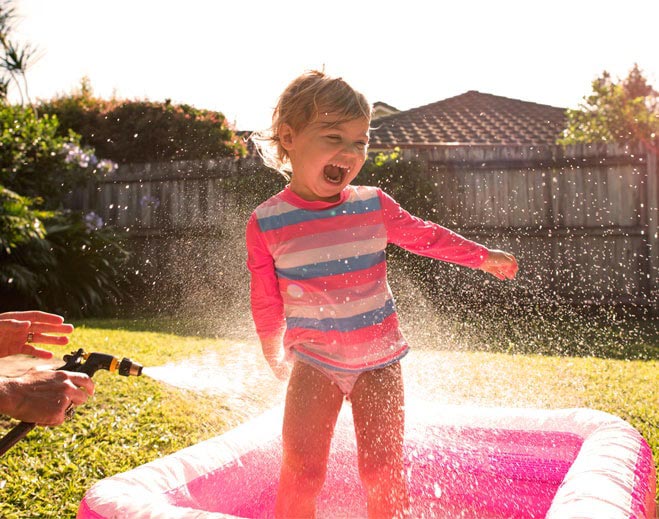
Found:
[0,348,143,456]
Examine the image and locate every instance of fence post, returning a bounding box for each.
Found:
[646,145,658,313]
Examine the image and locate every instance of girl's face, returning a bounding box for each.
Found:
[281,114,370,203]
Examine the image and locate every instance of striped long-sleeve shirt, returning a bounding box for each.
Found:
[246,185,488,372]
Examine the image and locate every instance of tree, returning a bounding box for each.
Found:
[558,64,659,154]
[39,79,247,163]
[0,0,35,105]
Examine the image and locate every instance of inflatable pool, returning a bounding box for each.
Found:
[78,403,656,518]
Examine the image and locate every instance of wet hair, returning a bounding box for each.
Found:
[251,70,372,177]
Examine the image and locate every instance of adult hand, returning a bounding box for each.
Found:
[479,249,519,280]
[0,368,95,426]
[0,311,74,359]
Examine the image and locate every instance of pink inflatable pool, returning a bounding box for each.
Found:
[78,403,656,518]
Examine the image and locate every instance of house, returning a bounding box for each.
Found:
[372,101,400,120]
[369,90,567,150]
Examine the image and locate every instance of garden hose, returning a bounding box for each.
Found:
[0,348,143,456]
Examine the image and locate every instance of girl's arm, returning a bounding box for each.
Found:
[379,189,517,278]
[245,215,289,380]
[379,190,488,268]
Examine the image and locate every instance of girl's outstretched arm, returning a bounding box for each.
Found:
[379,189,518,280]
[380,189,488,268]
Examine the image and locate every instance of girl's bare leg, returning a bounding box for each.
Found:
[351,362,408,519]
[274,361,344,519]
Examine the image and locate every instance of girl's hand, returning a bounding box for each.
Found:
[262,339,292,381]
[479,249,518,280]
[264,352,291,381]
[268,358,292,382]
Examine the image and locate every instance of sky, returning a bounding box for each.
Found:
[9,0,659,131]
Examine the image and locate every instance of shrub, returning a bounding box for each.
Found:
[0,104,97,207]
[0,210,130,316]
[39,82,247,163]
[358,148,437,219]
[0,102,129,316]
[0,185,49,252]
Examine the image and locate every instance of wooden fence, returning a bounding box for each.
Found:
[405,142,657,310]
[67,143,658,312]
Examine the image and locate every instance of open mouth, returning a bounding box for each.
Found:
[323,163,351,184]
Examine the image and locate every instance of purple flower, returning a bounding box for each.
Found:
[62,142,96,168]
[84,211,104,232]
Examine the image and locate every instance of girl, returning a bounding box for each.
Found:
[246,70,518,518]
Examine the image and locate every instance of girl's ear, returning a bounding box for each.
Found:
[279,123,295,151]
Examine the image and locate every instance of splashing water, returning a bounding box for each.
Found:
[111,245,656,518]
[142,345,286,423]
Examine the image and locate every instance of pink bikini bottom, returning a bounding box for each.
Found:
[294,356,363,397]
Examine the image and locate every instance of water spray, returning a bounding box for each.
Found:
[0,348,143,456]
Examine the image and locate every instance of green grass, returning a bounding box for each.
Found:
[0,316,657,518]
[0,324,238,519]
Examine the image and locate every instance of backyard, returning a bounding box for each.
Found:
[0,2,657,517]
[0,310,656,518]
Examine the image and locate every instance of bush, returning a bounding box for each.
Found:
[0,185,49,252]
[39,81,247,163]
[0,102,129,316]
[0,105,96,208]
[358,148,437,219]
[0,210,130,316]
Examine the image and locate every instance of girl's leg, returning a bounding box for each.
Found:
[275,361,344,519]
[351,362,408,519]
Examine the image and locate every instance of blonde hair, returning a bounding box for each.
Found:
[251,70,372,177]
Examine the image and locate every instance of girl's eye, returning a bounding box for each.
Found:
[356,142,367,149]
[326,135,341,141]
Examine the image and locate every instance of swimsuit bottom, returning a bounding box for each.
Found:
[293,354,363,397]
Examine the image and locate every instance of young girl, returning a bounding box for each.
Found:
[247,70,518,518]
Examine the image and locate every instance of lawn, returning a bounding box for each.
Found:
[0,315,657,518]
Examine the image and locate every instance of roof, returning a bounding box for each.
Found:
[369,91,567,148]
[372,101,400,120]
